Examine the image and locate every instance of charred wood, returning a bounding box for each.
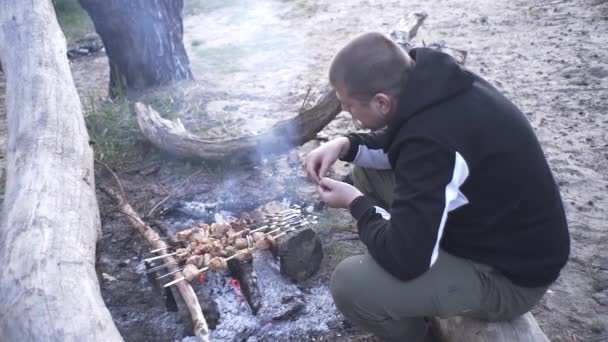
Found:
[228,259,263,315]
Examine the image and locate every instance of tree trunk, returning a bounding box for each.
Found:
[0,2,122,341]
[79,0,193,98]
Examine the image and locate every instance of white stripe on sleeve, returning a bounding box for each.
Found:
[429,151,470,267]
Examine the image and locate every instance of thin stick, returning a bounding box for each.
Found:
[299,86,312,114]
[95,159,126,200]
[99,185,209,341]
[146,169,202,218]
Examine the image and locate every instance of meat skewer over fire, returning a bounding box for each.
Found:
[146,208,317,288]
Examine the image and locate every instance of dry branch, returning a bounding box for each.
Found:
[99,176,209,341]
[135,89,341,162]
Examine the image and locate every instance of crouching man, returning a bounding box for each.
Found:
[306,32,570,342]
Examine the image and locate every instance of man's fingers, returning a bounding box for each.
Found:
[318,161,330,180]
[306,159,321,183]
[319,177,338,188]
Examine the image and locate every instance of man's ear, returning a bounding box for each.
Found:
[372,93,393,115]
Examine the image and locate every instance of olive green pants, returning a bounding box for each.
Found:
[330,167,549,342]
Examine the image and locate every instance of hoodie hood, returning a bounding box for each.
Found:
[390,48,474,128]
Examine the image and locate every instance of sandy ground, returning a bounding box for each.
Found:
[1,0,608,341]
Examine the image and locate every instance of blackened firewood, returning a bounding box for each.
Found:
[228,259,262,315]
[272,227,323,282]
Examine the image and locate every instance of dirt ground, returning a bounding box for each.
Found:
[1,0,608,341]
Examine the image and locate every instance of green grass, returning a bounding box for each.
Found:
[52,0,94,43]
[83,93,142,162]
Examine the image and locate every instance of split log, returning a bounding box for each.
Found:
[99,183,209,342]
[134,90,342,163]
[0,2,122,341]
[272,227,324,282]
[433,312,550,342]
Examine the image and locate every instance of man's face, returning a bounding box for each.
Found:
[335,86,390,131]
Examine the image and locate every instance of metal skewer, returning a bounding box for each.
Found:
[249,217,301,233]
[163,248,254,288]
[146,260,177,273]
[150,246,170,253]
[159,211,315,288]
[156,268,184,280]
[144,251,177,263]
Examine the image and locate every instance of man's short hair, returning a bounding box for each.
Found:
[329,32,414,101]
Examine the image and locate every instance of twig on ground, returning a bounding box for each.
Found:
[95,159,127,200]
[146,169,202,218]
[299,86,312,114]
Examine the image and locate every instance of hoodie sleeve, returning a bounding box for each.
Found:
[339,129,393,170]
[349,137,470,281]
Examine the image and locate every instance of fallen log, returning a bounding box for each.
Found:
[0,2,122,340]
[433,312,550,342]
[98,164,209,342]
[134,89,342,163]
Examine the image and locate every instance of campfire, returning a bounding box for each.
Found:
[147,207,318,288]
[141,204,334,340]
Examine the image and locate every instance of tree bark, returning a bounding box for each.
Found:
[78,0,193,98]
[0,1,122,341]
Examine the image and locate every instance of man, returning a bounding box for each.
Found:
[306,32,570,341]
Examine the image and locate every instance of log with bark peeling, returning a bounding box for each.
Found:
[0,2,122,341]
[135,89,341,163]
[99,184,209,342]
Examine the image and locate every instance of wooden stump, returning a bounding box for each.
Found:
[272,227,324,282]
[432,312,550,342]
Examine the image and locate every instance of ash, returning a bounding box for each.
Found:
[201,251,339,342]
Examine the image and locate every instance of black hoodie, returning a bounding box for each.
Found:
[341,48,570,287]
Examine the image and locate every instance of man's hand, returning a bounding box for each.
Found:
[317,177,363,208]
[306,137,350,184]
